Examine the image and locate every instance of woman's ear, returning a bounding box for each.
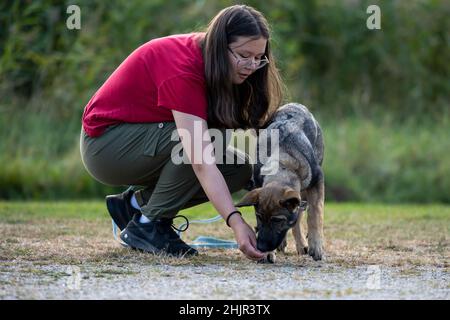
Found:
[235,188,261,207]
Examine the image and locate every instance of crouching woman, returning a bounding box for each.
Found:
[80,5,285,261]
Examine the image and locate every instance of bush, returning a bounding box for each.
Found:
[0,0,448,201]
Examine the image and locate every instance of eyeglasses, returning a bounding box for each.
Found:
[228,47,269,70]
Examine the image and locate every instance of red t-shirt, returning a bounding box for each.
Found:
[82,33,207,137]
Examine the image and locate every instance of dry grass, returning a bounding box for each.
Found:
[0,201,448,272]
[0,201,448,299]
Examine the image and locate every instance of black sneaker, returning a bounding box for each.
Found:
[120,214,198,257]
[106,189,141,230]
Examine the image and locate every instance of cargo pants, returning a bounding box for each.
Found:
[80,121,252,221]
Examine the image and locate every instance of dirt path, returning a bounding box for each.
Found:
[1,256,448,299]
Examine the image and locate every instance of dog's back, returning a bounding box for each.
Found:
[252,103,324,190]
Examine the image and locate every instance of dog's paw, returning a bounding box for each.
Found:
[308,246,322,261]
[257,252,276,264]
[308,237,323,261]
[296,245,308,255]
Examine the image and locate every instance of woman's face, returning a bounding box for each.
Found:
[228,36,267,85]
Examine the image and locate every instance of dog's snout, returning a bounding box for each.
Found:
[257,228,289,253]
[257,236,279,252]
[256,242,271,253]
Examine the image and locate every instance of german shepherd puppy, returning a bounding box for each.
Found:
[236,103,325,262]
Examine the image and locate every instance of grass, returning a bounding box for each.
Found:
[0,200,448,270]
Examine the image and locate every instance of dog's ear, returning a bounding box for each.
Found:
[279,189,301,212]
[235,188,261,207]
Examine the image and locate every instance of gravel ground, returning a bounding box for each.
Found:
[1,203,448,300]
[1,258,448,300]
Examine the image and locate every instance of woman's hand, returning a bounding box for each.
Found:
[229,215,266,261]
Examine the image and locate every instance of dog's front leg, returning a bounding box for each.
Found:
[267,251,276,263]
[306,178,325,261]
[292,210,308,255]
[259,251,276,263]
[277,235,287,253]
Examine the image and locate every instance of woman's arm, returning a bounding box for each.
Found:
[172,110,265,261]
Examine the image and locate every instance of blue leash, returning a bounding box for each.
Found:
[176,215,238,249]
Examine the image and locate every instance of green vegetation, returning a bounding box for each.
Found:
[0,1,448,202]
[322,117,450,203]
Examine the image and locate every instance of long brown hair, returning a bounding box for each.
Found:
[201,5,286,129]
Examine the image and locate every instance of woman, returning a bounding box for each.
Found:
[80,5,285,261]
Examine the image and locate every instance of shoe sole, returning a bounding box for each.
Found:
[120,229,161,254]
[119,229,198,257]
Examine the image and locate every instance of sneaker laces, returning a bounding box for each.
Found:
[156,215,190,241]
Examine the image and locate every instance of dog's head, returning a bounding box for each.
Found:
[236,182,306,252]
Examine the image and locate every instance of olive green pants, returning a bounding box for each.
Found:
[80,121,252,220]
